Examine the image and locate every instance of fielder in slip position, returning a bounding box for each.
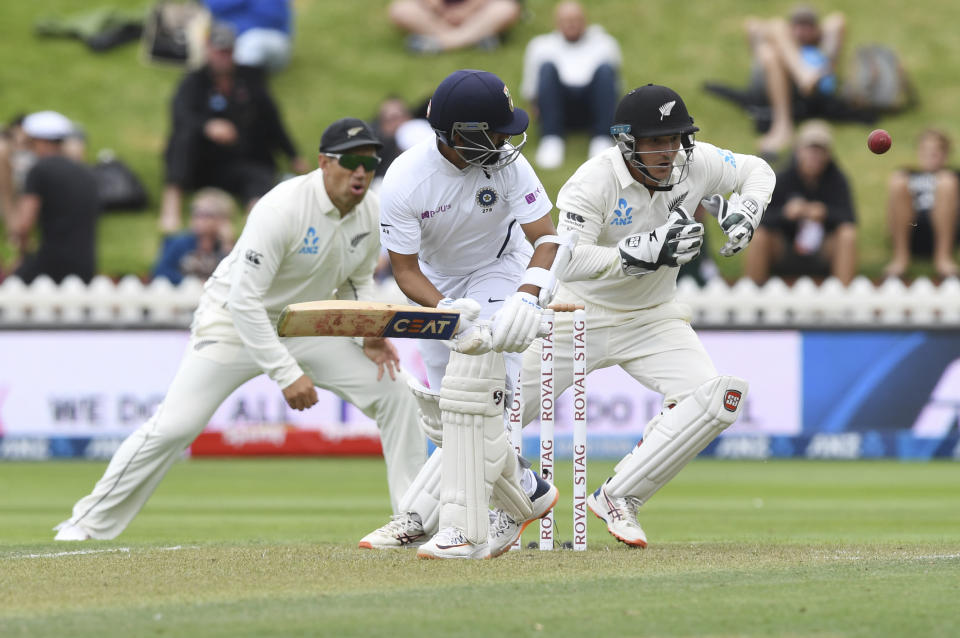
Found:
[367,68,573,559]
[363,83,775,554]
[53,118,427,541]
[516,83,775,547]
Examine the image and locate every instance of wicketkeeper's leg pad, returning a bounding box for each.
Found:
[438,350,508,543]
[606,375,748,503]
[408,377,443,447]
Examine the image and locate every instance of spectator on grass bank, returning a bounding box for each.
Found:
[521,1,620,169]
[884,129,959,280]
[204,0,293,72]
[0,114,33,219]
[744,120,857,285]
[4,111,99,284]
[389,0,522,55]
[160,22,308,233]
[152,187,235,284]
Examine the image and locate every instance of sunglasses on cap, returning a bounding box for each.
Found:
[324,153,381,172]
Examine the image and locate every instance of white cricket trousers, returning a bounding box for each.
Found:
[65,336,426,539]
[519,299,719,424]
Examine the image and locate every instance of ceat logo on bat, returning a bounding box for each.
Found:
[723,390,742,412]
[382,311,460,340]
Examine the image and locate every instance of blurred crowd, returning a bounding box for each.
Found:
[1,1,957,288]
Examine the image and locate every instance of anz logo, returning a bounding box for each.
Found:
[299,227,319,254]
[610,198,633,226]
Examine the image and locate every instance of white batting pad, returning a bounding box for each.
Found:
[408,377,443,446]
[438,351,509,543]
[397,448,442,534]
[606,375,749,503]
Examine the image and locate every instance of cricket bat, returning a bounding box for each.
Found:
[275,300,587,339]
[276,300,461,339]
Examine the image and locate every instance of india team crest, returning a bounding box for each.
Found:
[476,187,498,210]
[503,85,514,112]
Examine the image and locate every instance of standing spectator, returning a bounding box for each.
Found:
[160,22,308,233]
[204,0,293,72]
[745,119,857,284]
[53,118,427,541]
[884,129,959,280]
[389,0,522,55]
[5,111,99,284]
[152,187,236,284]
[521,0,620,169]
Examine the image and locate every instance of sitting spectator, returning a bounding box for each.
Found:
[884,129,959,280]
[521,0,620,169]
[744,120,857,285]
[204,0,293,72]
[5,111,100,284]
[370,95,412,182]
[160,22,307,233]
[152,187,235,284]
[389,0,521,55]
[748,5,845,156]
[705,5,846,159]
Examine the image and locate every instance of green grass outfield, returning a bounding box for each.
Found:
[4,0,960,279]
[1,458,958,636]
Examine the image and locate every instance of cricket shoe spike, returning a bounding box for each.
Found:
[586,479,648,548]
[488,471,560,558]
[417,526,490,560]
[53,521,91,541]
[358,511,426,549]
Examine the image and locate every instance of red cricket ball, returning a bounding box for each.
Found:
[868,129,892,154]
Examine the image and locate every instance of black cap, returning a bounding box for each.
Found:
[611,84,699,139]
[427,69,529,136]
[319,118,383,153]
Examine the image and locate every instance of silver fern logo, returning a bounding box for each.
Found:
[659,100,676,120]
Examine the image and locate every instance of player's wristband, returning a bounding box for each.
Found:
[521,266,554,291]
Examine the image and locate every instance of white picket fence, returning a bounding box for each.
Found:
[0,274,958,327]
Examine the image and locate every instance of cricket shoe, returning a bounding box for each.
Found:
[586,480,648,548]
[417,526,490,560]
[53,521,91,541]
[358,512,426,549]
[488,473,560,558]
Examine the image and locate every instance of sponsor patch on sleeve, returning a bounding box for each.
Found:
[723,389,742,412]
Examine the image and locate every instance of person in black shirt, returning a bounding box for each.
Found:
[884,128,959,280]
[745,119,857,284]
[5,111,99,284]
[159,22,307,232]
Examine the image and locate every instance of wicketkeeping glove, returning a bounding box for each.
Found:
[618,208,704,277]
[490,291,542,353]
[701,193,763,256]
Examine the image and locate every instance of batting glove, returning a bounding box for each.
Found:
[490,292,542,353]
[701,193,763,256]
[618,208,704,276]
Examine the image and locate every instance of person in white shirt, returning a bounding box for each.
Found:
[53,118,427,541]
[521,1,621,170]
[367,69,570,559]
[364,84,776,556]
[516,84,776,549]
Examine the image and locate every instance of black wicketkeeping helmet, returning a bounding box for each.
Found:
[610,84,700,190]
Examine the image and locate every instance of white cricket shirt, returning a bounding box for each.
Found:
[555,142,776,311]
[379,137,553,278]
[520,25,622,101]
[196,169,382,388]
